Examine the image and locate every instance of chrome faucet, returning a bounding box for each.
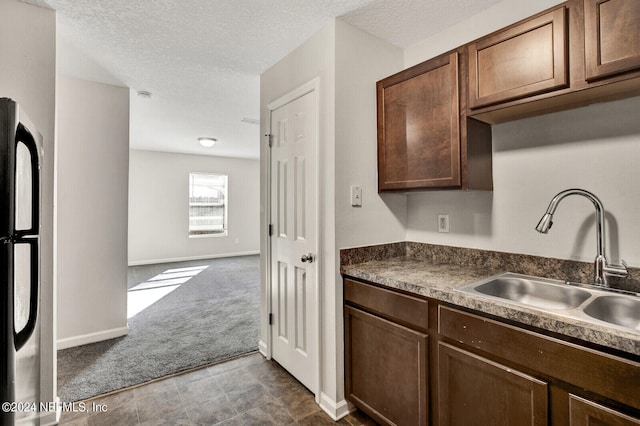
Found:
[535,188,628,287]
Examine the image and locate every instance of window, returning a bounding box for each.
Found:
[188,173,228,237]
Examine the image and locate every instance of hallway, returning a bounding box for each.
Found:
[58,352,377,425]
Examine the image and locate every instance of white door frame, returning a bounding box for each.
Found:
[265,77,321,401]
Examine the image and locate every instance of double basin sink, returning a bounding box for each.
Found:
[457,272,640,332]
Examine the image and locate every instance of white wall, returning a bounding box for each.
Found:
[404,0,640,268]
[128,149,260,264]
[0,0,56,423]
[56,76,130,347]
[407,97,640,266]
[335,20,406,249]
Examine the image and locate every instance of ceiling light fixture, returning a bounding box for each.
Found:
[241,117,260,125]
[198,137,217,148]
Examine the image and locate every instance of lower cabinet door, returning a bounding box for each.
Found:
[438,342,548,426]
[344,306,429,426]
[569,394,640,426]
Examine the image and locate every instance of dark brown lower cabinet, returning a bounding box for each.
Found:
[569,395,640,426]
[438,342,548,426]
[343,277,640,426]
[344,306,428,426]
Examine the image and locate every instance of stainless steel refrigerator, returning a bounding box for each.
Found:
[0,98,42,425]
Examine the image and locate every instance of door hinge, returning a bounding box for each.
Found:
[265,133,273,148]
[268,313,273,325]
[268,224,273,237]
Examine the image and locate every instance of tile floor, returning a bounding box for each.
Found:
[58,352,377,425]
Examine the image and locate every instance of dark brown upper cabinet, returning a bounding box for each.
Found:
[377,51,492,192]
[377,52,460,191]
[468,6,569,109]
[468,0,640,124]
[584,0,640,81]
[376,0,640,192]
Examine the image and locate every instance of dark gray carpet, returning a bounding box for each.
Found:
[57,255,260,402]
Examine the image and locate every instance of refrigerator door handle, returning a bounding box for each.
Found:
[14,123,40,238]
[12,122,40,352]
[13,237,38,352]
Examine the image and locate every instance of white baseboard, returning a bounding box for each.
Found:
[318,392,351,421]
[128,251,260,266]
[258,340,269,358]
[57,326,129,350]
[17,399,59,426]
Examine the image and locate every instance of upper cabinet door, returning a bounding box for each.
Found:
[377,52,461,191]
[468,6,569,109]
[584,0,640,81]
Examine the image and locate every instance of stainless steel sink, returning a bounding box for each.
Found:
[583,296,640,331]
[457,272,640,334]
[459,274,591,310]
[475,277,591,310]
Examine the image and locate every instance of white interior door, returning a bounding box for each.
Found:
[269,83,318,393]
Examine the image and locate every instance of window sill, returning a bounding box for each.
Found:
[188,232,228,239]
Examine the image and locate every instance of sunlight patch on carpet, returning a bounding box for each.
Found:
[127,265,208,318]
[148,266,207,281]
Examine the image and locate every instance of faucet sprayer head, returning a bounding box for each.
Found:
[535,213,553,233]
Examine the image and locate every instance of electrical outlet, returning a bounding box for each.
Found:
[438,214,450,233]
[351,185,362,207]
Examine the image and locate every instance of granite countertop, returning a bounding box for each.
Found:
[341,253,640,357]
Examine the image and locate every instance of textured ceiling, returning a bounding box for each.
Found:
[342,0,501,47]
[23,0,500,159]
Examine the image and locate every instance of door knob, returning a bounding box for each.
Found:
[301,253,314,263]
